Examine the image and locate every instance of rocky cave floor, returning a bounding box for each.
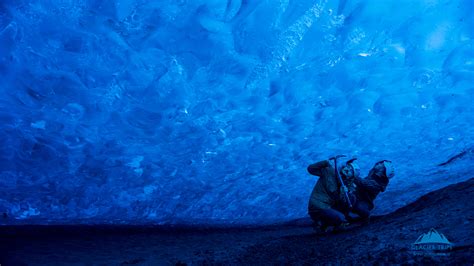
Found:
[1,178,473,265]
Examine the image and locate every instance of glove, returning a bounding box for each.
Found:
[339,186,353,210]
[341,186,348,194]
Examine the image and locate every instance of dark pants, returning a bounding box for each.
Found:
[309,208,347,227]
[351,200,372,220]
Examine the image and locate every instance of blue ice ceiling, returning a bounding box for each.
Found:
[0,0,473,224]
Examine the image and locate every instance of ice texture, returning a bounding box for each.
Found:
[0,0,473,224]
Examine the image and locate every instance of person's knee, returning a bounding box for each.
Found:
[358,208,370,219]
[354,201,371,219]
[308,211,320,223]
[320,208,346,226]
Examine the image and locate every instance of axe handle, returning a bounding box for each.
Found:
[332,157,353,209]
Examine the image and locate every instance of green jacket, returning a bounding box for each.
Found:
[307,160,354,212]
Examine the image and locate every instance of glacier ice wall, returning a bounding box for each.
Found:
[0,0,473,224]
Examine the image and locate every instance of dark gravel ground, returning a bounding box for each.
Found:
[1,178,473,265]
[230,177,474,265]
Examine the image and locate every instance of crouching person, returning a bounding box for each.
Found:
[351,160,395,222]
[307,157,359,232]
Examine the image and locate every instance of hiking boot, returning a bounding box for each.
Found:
[331,222,351,234]
[312,222,330,234]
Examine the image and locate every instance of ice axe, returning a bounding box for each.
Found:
[329,155,353,209]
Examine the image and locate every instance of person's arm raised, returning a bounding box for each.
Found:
[354,176,383,193]
[307,160,330,176]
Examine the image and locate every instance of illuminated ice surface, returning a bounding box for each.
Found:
[0,0,473,224]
